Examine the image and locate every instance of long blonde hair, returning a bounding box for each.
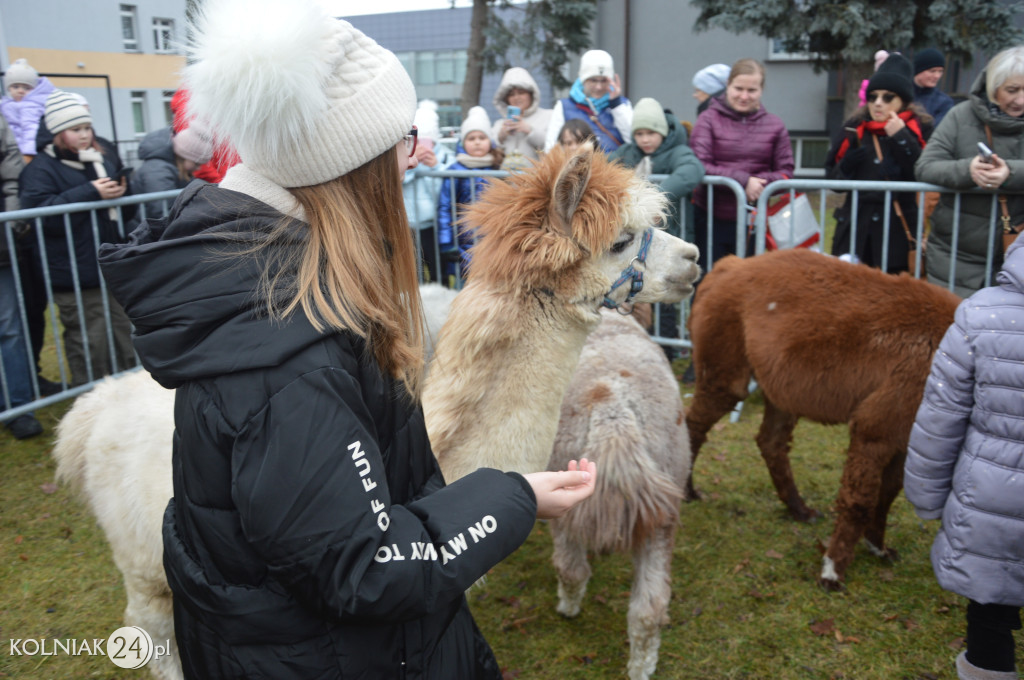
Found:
[256,148,425,397]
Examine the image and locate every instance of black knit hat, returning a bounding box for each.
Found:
[867,54,914,104]
[913,48,945,75]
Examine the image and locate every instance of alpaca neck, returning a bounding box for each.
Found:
[424,283,603,483]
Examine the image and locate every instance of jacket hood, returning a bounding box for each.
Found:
[969,69,1024,137]
[98,182,328,388]
[998,235,1024,293]
[136,126,176,164]
[492,67,541,117]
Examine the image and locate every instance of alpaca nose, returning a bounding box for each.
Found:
[681,241,699,264]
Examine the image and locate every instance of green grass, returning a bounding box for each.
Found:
[1,365,1019,679]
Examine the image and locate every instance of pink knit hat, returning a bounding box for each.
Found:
[172,121,214,165]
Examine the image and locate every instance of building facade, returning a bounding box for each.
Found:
[1,0,186,163]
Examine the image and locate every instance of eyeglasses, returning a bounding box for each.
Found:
[867,92,898,104]
[404,126,418,157]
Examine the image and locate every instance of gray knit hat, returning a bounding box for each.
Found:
[692,63,730,96]
[45,91,92,135]
[4,58,39,89]
[184,0,416,188]
[631,97,668,138]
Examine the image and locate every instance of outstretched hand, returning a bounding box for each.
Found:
[523,458,597,519]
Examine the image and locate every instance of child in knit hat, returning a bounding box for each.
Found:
[94,1,596,677]
[608,97,705,357]
[437,105,502,283]
[404,99,454,283]
[17,89,135,387]
[1,58,56,160]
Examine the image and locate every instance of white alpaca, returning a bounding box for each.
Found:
[548,308,690,680]
[52,369,180,680]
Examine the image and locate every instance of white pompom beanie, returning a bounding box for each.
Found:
[459,106,492,145]
[413,100,441,142]
[184,0,416,188]
[5,58,39,89]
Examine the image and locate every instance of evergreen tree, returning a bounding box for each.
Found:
[690,0,1023,114]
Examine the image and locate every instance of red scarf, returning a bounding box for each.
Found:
[834,110,926,163]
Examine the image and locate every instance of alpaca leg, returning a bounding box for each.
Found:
[819,428,893,590]
[123,579,182,680]
[863,449,906,562]
[551,521,591,618]
[756,397,817,522]
[685,365,751,500]
[626,526,675,680]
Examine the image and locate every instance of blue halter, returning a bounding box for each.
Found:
[602,227,653,312]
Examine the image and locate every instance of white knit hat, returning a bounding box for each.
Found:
[413,100,441,141]
[184,0,416,188]
[578,50,614,82]
[5,58,39,89]
[173,120,214,165]
[459,106,491,144]
[45,91,92,135]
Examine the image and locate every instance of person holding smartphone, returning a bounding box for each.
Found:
[18,90,136,385]
[915,46,1024,297]
[491,67,551,172]
[824,53,933,274]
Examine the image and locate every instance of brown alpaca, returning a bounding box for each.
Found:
[426,144,701,482]
[685,249,960,589]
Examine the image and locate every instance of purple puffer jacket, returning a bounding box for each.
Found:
[905,236,1024,607]
[0,76,55,156]
[689,97,794,220]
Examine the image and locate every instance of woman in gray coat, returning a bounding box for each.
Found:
[491,66,552,172]
[905,236,1024,680]
[915,46,1024,297]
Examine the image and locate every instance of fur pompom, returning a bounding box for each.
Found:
[184,0,338,159]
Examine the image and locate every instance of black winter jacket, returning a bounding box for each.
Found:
[19,139,129,289]
[824,110,932,272]
[98,182,538,679]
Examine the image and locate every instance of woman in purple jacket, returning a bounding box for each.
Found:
[689,58,794,271]
[905,236,1024,680]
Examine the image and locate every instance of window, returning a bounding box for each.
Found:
[767,36,814,62]
[401,50,468,88]
[131,91,148,135]
[121,4,139,51]
[789,137,829,177]
[153,18,175,54]
[162,90,176,126]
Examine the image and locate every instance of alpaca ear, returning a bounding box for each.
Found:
[550,145,594,237]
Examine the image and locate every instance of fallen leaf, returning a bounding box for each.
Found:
[712,452,727,462]
[882,613,899,622]
[18,554,28,562]
[765,549,784,559]
[835,630,861,644]
[809,618,835,637]
[572,655,596,666]
[732,558,750,574]
[948,637,965,651]
[936,606,950,614]
[903,618,919,631]
[39,482,57,495]
[878,569,895,582]
[13,536,22,545]
[501,670,522,679]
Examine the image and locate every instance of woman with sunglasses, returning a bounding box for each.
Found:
[96,1,596,677]
[915,46,1024,297]
[825,53,933,273]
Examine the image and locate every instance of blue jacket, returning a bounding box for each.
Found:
[560,96,627,152]
[905,236,1024,607]
[914,84,955,128]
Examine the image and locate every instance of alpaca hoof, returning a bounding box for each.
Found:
[817,576,844,592]
[790,506,820,523]
[863,538,900,563]
[556,601,581,618]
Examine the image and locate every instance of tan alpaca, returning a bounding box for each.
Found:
[549,308,691,680]
[426,144,700,482]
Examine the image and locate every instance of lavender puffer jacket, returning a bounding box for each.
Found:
[905,236,1024,607]
[689,97,794,220]
[0,77,55,156]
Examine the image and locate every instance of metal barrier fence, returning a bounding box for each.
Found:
[1,171,1016,422]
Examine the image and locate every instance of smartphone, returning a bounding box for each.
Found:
[844,127,859,147]
[977,141,994,163]
[112,167,133,182]
[507,105,521,119]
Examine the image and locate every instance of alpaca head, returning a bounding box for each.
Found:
[462,144,700,308]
